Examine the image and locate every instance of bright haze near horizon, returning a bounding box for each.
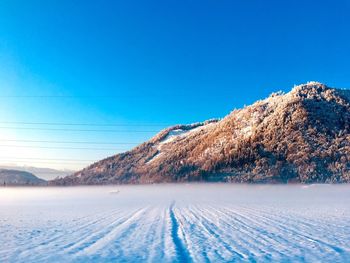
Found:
[0,0,349,171]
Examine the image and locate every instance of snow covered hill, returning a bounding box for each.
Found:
[0,169,46,186]
[0,165,74,181]
[53,82,350,185]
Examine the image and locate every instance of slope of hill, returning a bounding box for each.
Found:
[0,169,47,186]
[53,82,350,185]
[0,165,75,181]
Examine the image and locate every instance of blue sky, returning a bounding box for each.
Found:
[0,0,349,170]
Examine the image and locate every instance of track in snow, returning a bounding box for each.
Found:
[0,184,350,262]
[169,201,192,263]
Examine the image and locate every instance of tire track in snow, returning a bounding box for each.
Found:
[145,207,169,263]
[184,205,246,261]
[174,205,212,262]
[75,207,149,256]
[244,205,350,248]
[63,208,143,255]
[190,205,248,260]
[235,206,349,257]
[107,206,167,261]
[218,205,349,261]
[14,209,123,262]
[49,209,123,249]
[209,205,290,259]
[169,202,192,263]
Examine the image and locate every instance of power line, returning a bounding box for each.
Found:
[0,121,170,127]
[0,145,127,150]
[0,139,139,145]
[0,157,96,161]
[17,171,74,174]
[0,160,91,165]
[0,95,152,98]
[0,126,158,132]
[0,94,203,99]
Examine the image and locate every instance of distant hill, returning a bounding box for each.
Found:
[0,169,46,186]
[52,82,350,185]
[0,165,75,181]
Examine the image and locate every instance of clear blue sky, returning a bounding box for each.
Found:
[0,0,349,170]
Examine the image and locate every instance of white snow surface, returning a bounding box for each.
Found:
[159,129,190,145]
[158,125,212,147]
[147,125,214,164]
[1,184,350,263]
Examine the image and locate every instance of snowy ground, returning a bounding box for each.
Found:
[0,184,349,263]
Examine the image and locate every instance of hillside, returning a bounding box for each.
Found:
[0,165,75,181]
[0,169,47,186]
[53,82,350,185]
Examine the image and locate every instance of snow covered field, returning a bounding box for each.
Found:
[0,184,349,262]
